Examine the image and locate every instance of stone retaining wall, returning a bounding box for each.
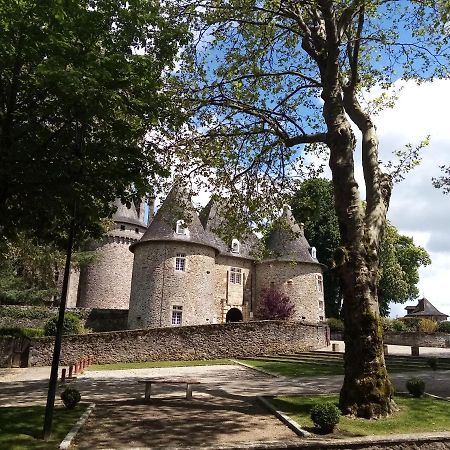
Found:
[28,320,327,366]
[331,331,450,348]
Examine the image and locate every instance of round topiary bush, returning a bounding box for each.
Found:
[406,377,425,398]
[44,312,82,336]
[60,387,81,409]
[310,402,341,433]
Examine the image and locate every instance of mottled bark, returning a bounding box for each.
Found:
[315,0,394,417]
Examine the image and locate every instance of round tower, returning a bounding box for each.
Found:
[255,205,325,322]
[128,185,220,329]
[76,199,147,309]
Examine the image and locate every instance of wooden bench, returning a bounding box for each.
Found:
[138,379,201,400]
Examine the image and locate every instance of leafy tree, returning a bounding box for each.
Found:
[291,178,431,317]
[256,288,295,320]
[0,0,188,244]
[433,166,450,194]
[178,0,449,416]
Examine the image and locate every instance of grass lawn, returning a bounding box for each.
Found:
[0,405,86,450]
[89,358,232,371]
[272,394,450,436]
[239,359,344,377]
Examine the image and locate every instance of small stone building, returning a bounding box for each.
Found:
[127,185,325,329]
[404,297,448,322]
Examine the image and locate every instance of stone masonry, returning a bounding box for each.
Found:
[27,320,328,366]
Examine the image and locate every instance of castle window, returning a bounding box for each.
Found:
[319,315,324,321]
[316,274,323,293]
[319,300,324,310]
[120,225,125,231]
[175,253,186,272]
[176,220,186,235]
[172,305,183,325]
[270,281,275,288]
[135,227,139,233]
[310,246,317,259]
[287,280,293,286]
[231,239,240,254]
[230,267,242,284]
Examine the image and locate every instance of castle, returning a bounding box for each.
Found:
[67,185,325,328]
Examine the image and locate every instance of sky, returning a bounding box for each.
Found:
[371,79,450,318]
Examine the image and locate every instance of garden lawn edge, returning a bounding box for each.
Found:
[59,403,95,450]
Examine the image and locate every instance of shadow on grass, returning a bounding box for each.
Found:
[0,404,85,450]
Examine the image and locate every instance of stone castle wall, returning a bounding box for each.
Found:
[27,320,328,366]
[214,255,253,321]
[77,233,139,309]
[128,242,217,328]
[255,261,324,321]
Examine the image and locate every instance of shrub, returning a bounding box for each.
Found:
[427,357,439,371]
[390,319,411,332]
[44,313,82,336]
[417,319,438,333]
[310,402,341,433]
[438,321,450,333]
[256,288,295,320]
[0,327,44,337]
[60,387,81,409]
[326,318,344,332]
[406,377,425,397]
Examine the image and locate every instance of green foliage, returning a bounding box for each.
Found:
[60,387,81,409]
[44,313,82,336]
[0,0,189,244]
[0,327,44,338]
[406,378,425,398]
[291,179,431,317]
[438,321,450,333]
[310,402,341,433]
[383,319,412,332]
[327,318,344,332]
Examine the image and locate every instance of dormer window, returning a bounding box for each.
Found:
[231,239,240,254]
[310,247,317,259]
[176,219,186,235]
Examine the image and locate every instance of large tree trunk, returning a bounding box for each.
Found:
[321,75,394,418]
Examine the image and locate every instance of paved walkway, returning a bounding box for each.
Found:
[2,346,450,448]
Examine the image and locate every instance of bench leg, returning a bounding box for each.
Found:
[145,383,152,399]
[186,384,193,399]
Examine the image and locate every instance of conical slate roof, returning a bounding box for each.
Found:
[264,205,320,264]
[131,184,221,252]
[112,198,146,228]
[200,200,260,259]
[404,298,448,318]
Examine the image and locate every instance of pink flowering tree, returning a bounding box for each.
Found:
[257,288,295,321]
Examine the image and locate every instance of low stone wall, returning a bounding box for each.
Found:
[331,331,450,348]
[28,320,328,366]
[0,306,128,332]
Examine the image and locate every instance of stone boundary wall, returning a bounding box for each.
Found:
[28,320,328,367]
[0,306,128,332]
[331,331,450,348]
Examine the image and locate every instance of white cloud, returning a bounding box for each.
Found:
[372,79,450,318]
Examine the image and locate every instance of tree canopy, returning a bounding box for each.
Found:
[0,0,189,245]
[291,178,431,317]
[176,0,449,417]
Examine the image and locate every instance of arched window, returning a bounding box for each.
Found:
[310,246,317,259]
[231,238,240,253]
[176,219,186,235]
